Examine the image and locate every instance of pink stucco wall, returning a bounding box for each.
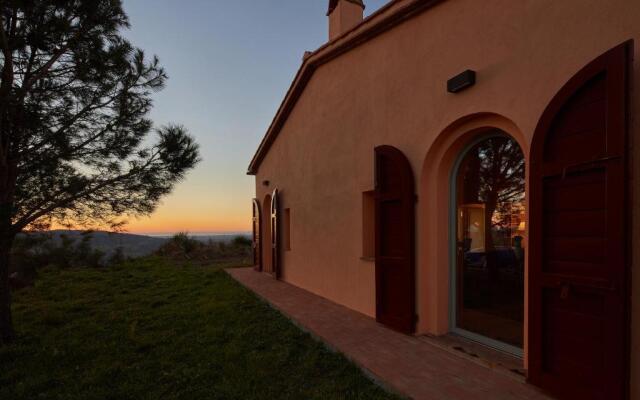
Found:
[253,0,639,395]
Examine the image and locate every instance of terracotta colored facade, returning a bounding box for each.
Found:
[249,0,639,398]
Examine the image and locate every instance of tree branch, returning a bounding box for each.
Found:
[22,46,38,84]
[20,22,87,94]
[0,5,10,59]
[13,151,162,232]
[24,93,118,156]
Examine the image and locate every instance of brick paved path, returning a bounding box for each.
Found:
[226,268,552,400]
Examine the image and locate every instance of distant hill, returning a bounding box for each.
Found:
[146,233,252,244]
[19,230,251,258]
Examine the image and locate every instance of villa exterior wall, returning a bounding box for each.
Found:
[253,0,640,394]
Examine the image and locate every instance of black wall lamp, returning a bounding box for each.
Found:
[447,70,476,93]
[262,180,270,187]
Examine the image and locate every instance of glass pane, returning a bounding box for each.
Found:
[455,135,525,349]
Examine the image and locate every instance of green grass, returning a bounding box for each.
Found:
[0,257,401,400]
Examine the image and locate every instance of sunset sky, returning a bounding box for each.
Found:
[121,0,388,234]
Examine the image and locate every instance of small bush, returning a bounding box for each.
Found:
[232,235,252,247]
[156,232,202,258]
[172,232,202,254]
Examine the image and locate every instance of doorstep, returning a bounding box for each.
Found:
[417,334,527,383]
[226,267,552,400]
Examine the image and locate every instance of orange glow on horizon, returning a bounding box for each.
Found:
[49,215,251,235]
[125,214,251,234]
[44,163,256,235]
[47,205,252,235]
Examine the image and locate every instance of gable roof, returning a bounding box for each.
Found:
[247,0,444,175]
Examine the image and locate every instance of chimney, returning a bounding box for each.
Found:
[327,0,365,41]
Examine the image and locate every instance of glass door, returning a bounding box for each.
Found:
[451,134,526,355]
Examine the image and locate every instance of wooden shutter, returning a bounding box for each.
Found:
[374,145,416,334]
[529,41,631,400]
[271,189,281,279]
[252,198,261,271]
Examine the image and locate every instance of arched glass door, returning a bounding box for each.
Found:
[451,133,525,356]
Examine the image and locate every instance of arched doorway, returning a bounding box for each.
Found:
[528,42,631,400]
[451,132,526,356]
[418,113,527,337]
[262,194,272,274]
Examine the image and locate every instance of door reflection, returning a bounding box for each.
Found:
[455,135,525,349]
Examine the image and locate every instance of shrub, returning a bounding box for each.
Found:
[156,232,202,257]
[232,235,252,247]
[174,232,202,254]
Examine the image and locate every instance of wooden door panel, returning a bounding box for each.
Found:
[545,128,606,164]
[379,200,404,257]
[551,98,606,137]
[261,195,272,274]
[543,209,606,238]
[544,75,608,165]
[252,198,262,271]
[529,41,631,400]
[377,258,414,333]
[542,171,606,212]
[543,261,605,278]
[545,305,604,343]
[542,237,606,268]
[375,145,415,334]
[541,288,608,400]
[271,189,280,279]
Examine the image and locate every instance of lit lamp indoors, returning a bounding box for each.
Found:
[518,221,526,232]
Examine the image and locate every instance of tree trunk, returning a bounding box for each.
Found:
[0,231,14,344]
[483,195,498,309]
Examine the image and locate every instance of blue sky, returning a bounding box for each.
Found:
[122,0,389,233]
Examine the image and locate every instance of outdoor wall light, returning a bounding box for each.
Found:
[447,70,476,93]
[262,180,270,186]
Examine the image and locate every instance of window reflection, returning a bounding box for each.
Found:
[455,135,525,349]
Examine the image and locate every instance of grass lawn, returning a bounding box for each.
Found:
[1,258,402,400]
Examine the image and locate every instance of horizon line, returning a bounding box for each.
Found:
[41,228,251,235]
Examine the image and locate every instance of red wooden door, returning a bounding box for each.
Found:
[529,41,631,400]
[374,145,416,334]
[252,198,262,271]
[270,189,281,279]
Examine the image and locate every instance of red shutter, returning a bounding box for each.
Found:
[270,189,281,279]
[374,145,416,334]
[529,41,631,400]
[252,198,261,271]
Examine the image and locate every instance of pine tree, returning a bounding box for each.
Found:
[0,0,201,343]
